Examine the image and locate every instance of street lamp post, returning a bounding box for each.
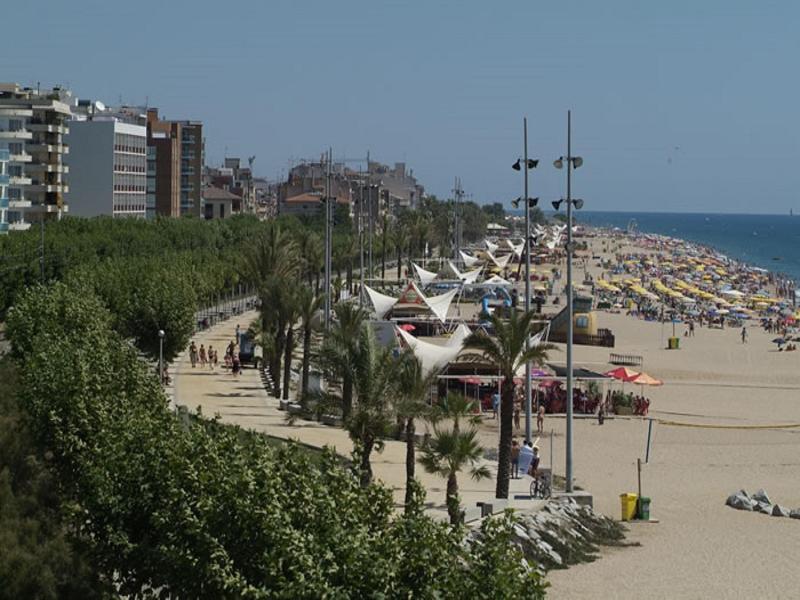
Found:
[324,147,333,329]
[158,329,165,384]
[552,110,584,494]
[512,117,539,444]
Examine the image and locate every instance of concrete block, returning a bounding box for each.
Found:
[552,490,594,509]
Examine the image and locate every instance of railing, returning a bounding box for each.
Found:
[609,353,643,366]
[549,329,615,348]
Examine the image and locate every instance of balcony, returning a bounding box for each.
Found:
[9,221,32,231]
[29,183,68,193]
[0,129,33,140]
[27,143,69,154]
[27,123,69,134]
[9,175,32,185]
[25,163,68,174]
[0,108,33,118]
[0,174,7,185]
[8,199,31,209]
[9,152,32,163]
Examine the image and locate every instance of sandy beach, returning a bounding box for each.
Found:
[488,234,800,599]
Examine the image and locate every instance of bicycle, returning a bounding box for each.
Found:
[530,470,552,499]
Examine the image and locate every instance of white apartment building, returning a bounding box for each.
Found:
[0,149,9,234]
[68,103,147,218]
[0,83,72,231]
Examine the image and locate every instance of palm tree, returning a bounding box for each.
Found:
[316,302,368,421]
[395,352,439,509]
[463,311,555,499]
[281,291,299,401]
[347,324,402,487]
[380,214,390,280]
[420,394,490,525]
[296,286,324,399]
[393,226,409,280]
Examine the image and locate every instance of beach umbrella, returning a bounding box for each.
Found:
[604,367,640,382]
[631,372,663,386]
[399,323,416,332]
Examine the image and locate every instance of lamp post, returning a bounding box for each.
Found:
[158,329,165,384]
[552,110,583,494]
[512,117,539,444]
[324,147,333,329]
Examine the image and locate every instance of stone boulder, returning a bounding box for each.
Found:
[789,509,800,520]
[755,502,772,514]
[751,489,771,505]
[726,491,753,511]
[771,505,790,517]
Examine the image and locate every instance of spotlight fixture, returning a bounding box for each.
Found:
[511,197,521,208]
[573,198,584,210]
[573,157,584,168]
[552,199,564,211]
[527,159,539,169]
[512,159,521,171]
[529,197,539,207]
[553,158,564,170]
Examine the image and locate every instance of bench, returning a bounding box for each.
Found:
[609,352,643,366]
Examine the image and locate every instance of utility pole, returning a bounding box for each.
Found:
[367,151,374,281]
[565,111,575,493]
[452,177,463,263]
[324,148,333,329]
[40,214,45,283]
[523,118,533,445]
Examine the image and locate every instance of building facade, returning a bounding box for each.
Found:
[146,108,203,217]
[67,104,147,218]
[0,83,72,231]
[0,149,9,234]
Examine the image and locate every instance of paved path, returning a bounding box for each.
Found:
[174,310,540,520]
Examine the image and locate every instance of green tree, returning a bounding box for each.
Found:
[420,394,490,525]
[296,286,324,399]
[463,311,555,499]
[393,225,410,280]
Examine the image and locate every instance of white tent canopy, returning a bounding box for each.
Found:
[365,285,398,319]
[482,274,512,286]
[504,239,525,258]
[460,250,480,267]
[396,323,472,375]
[412,262,438,286]
[366,282,460,323]
[487,252,512,269]
[448,260,483,284]
[485,240,499,253]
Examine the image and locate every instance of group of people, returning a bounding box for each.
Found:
[489,388,546,433]
[188,339,242,375]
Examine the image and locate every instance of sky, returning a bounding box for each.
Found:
[3,0,799,214]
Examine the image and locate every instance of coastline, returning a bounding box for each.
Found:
[492,225,800,599]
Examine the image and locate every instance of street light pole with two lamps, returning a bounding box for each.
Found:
[551,109,583,494]
[511,117,540,445]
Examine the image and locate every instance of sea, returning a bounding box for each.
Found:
[575,211,800,283]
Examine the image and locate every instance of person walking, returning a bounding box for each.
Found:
[189,341,198,368]
[207,345,215,370]
[741,326,748,344]
[491,389,500,420]
[511,438,520,479]
[199,344,207,367]
[536,404,545,434]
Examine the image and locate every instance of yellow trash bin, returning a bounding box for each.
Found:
[620,493,638,521]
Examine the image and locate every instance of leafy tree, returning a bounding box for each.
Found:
[464,311,555,499]
[482,201,506,222]
[392,225,410,280]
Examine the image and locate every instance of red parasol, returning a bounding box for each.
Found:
[604,366,641,382]
[399,323,416,332]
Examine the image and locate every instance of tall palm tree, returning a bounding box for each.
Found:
[463,311,555,499]
[281,291,300,401]
[395,352,439,509]
[420,394,490,525]
[380,214,390,280]
[295,229,323,289]
[393,226,409,281]
[296,286,324,399]
[347,324,402,487]
[316,302,368,421]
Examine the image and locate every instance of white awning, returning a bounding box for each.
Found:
[425,287,460,322]
[365,285,397,319]
[396,322,471,374]
[412,262,438,286]
[448,260,483,284]
[482,274,512,286]
[460,250,480,267]
[487,252,512,269]
[485,240,499,253]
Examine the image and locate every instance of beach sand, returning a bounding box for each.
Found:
[478,237,800,598]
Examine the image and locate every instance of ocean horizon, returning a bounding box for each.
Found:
[569,211,800,282]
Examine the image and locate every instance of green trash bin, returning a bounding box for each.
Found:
[637,496,651,520]
[667,337,680,350]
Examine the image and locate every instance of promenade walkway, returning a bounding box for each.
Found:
[174,310,540,521]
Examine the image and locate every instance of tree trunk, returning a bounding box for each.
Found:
[347,261,353,295]
[381,233,387,280]
[360,435,374,487]
[446,472,461,525]
[342,375,353,421]
[314,273,320,295]
[396,248,402,280]
[495,375,515,499]
[404,417,416,509]
[301,324,311,398]
[282,326,294,400]
[273,324,285,394]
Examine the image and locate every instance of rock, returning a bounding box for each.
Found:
[789,509,800,520]
[726,492,753,511]
[772,505,790,517]
[752,488,771,505]
[755,502,772,514]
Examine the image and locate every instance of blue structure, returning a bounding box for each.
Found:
[0,149,9,234]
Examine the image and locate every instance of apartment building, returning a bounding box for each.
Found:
[146,108,203,217]
[0,83,72,231]
[67,102,148,218]
[0,149,9,234]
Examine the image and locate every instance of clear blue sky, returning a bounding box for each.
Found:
[3,0,799,213]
